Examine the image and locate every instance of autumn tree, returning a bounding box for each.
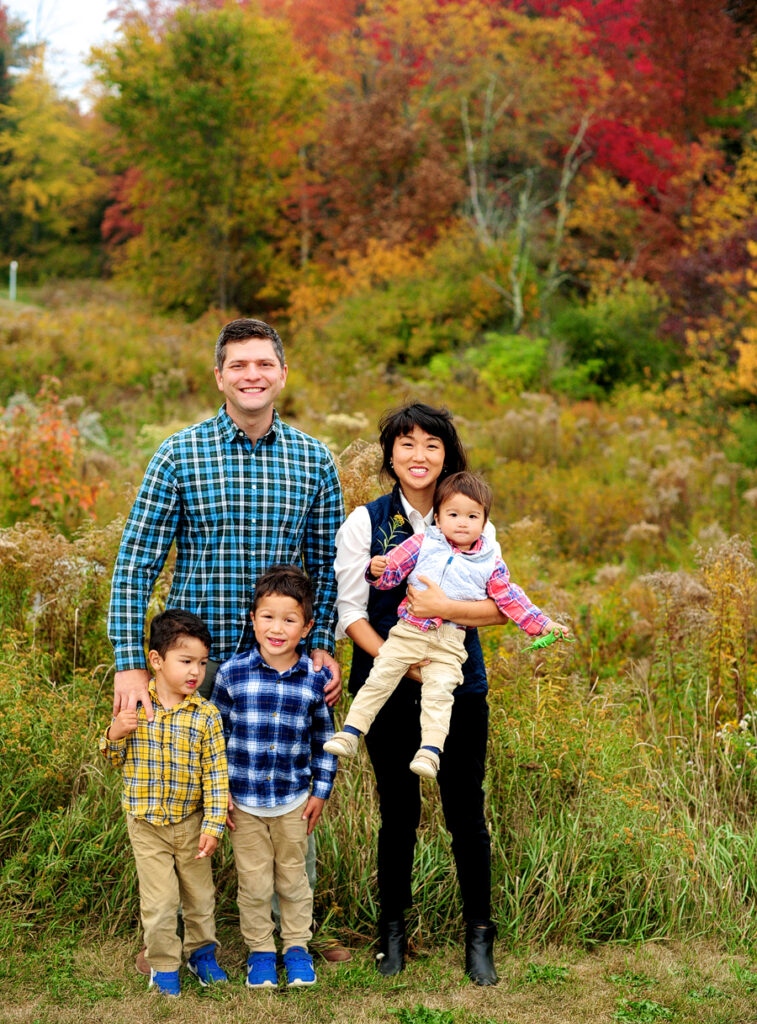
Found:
[93,1,323,313]
[0,57,104,277]
[309,63,464,254]
[259,0,362,67]
[0,2,34,105]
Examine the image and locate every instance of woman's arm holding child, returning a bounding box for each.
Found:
[407,578,507,626]
[408,569,570,638]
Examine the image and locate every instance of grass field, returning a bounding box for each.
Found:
[1,288,757,1023]
[4,935,757,1024]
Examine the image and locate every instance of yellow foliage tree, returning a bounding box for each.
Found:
[0,56,101,274]
[93,2,324,314]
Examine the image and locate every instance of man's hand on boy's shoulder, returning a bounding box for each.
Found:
[108,708,140,741]
[311,649,342,706]
[195,833,218,859]
[301,795,326,835]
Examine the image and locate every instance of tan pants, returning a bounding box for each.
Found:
[345,618,467,750]
[231,802,312,953]
[127,810,216,972]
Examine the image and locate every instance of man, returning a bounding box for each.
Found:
[108,317,349,964]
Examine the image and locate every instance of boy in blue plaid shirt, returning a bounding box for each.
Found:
[212,566,337,989]
[100,609,228,997]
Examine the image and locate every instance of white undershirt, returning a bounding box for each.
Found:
[233,791,308,818]
[334,491,500,640]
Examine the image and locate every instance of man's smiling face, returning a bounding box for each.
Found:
[214,337,288,426]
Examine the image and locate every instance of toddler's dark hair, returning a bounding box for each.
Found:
[253,564,314,622]
[149,608,212,658]
[434,471,492,520]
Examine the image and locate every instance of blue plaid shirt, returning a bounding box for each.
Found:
[211,646,337,807]
[108,407,344,668]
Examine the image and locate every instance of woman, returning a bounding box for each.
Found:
[334,402,517,986]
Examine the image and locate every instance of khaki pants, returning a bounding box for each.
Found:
[231,802,312,953]
[127,810,217,972]
[345,619,467,750]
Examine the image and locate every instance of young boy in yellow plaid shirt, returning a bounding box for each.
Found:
[100,609,228,996]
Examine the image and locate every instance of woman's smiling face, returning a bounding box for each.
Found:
[391,425,446,501]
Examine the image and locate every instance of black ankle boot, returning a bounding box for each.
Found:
[464,922,498,986]
[376,918,405,976]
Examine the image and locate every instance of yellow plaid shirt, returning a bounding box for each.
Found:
[100,683,228,838]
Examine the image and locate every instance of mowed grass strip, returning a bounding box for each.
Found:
[2,938,757,1024]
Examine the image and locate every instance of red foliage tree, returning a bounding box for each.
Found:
[259,0,362,66]
[309,64,464,254]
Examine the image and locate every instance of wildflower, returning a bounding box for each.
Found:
[377,513,407,553]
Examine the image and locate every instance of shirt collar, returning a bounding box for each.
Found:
[148,679,203,711]
[249,644,310,676]
[216,405,281,444]
[398,489,434,530]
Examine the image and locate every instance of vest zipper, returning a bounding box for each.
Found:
[437,554,455,589]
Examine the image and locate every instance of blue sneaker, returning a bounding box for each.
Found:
[246,951,278,988]
[148,968,180,996]
[187,943,228,986]
[283,946,316,987]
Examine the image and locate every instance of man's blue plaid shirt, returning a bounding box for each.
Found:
[108,407,344,669]
[212,646,337,807]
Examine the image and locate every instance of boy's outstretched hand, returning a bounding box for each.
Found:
[196,833,218,859]
[301,796,326,835]
[523,620,574,652]
[108,708,139,741]
[540,618,571,640]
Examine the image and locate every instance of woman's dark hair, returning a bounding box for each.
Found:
[378,402,468,484]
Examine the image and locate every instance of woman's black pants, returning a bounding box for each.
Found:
[363,679,492,924]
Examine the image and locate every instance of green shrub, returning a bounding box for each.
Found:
[725,406,757,468]
[429,332,550,395]
[551,280,676,392]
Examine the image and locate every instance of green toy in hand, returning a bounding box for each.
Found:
[523,628,575,652]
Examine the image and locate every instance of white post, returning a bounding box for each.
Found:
[9,260,18,302]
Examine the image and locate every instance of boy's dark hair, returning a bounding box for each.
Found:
[215,318,285,369]
[378,402,468,485]
[434,471,493,521]
[253,564,314,622]
[149,609,212,658]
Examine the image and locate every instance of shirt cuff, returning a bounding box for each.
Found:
[201,821,226,839]
[114,645,148,672]
[524,612,550,636]
[309,629,335,655]
[99,730,125,753]
[311,779,334,800]
[336,610,368,639]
